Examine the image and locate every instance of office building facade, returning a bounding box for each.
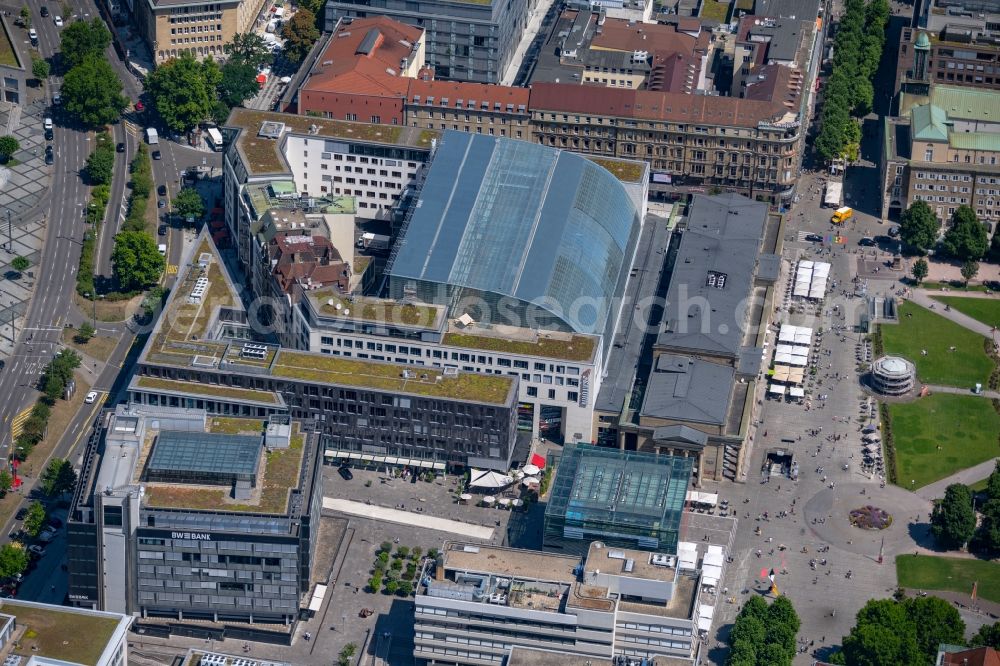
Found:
[323,0,533,83]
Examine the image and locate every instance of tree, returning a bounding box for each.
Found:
[0,469,12,496]
[32,56,50,82]
[905,595,965,662]
[218,61,259,109]
[62,56,128,127]
[988,230,1000,263]
[900,200,939,253]
[398,580,413,596]
[973,498,1000,555]
[85,144,115,185]
[961,260,980,286]
[970,621,1000,649]
[931,483,977,549]
[10,256,29,273]
[112,231,165,292]
[987,461,1000,501]
[384,579,398,594]
[911,257,928,283]
[841,599,922,666]
[18,6,30,28]
[281,9,320,62]
[23,501,46,537]
[60,18,112,68]
[0,135,19,160]
[75,322,96,343]
[145,53,221,133]
[942,206,988,260]
[0,544,28,579]
[725,595,798,666]
[174,187,205,220]
[223,32,272,69]
[40,458,77,497]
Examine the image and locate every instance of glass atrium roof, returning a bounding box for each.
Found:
[389,131,642,335]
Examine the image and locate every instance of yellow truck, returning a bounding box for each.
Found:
[831,206,853,224]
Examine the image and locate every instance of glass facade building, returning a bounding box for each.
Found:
[543,443,692,556]
[388,130,643,347]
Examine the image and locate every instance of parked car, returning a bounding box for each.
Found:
[44,128,52,141]
[14,508,27,521]
[157,184,167,196]
[157,199,166,208]
[44,152,53,165]
[151,150,161,160]
[28,29,37,45]
[805,233,824,242]
[116,142,125,152]
[43,117,52,131]
[27,545,45,557]
[888,225,901,237]
[859,237,877,247]
[157,224,168,236]
[52,92,60,105]
[53,15,63,26]
[338,466,353,481]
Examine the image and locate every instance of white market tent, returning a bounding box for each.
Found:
[702,563,723,588]
[704,550,725,568]
[769,384,787,394]
[308,584,327,612]
[687,491,719,506]
[469,469,514,489]
[789,387,805,398]
[698,604,716,632]
[677,542,698,570]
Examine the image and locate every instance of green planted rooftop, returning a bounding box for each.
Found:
[135,376,282,405]
[0,21,20,68]
[1,602,123,665]
[227,108,439,175]
[311,291,444,328]
[272,350,514,404]
[144,425,305,514]
[443,330,597,362]
[588,157,647,183]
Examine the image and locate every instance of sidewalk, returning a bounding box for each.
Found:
[916,457,999,501]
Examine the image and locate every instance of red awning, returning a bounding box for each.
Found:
[530,453,546,469]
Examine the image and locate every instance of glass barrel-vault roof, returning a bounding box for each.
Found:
[388,131,642,336]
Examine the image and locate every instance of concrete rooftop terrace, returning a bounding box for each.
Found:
[441,542,580,583]
[225,108,439,176]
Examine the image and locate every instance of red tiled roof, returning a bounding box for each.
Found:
[941,647,1000,666]
[405,79,529,110]
[647,51,699,93]
[591,19,698,55]
[301,17,423,99]
[270,235,350,294]
[528,82,789,127]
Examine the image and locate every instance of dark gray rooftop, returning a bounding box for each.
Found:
[755,0,821,20]
[640,354,735,426]
[652,424,709,446]
[146,431,263,481]
[656,193,767,358]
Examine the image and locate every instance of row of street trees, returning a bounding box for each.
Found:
[814,0,889,162]
[59,19,128,127]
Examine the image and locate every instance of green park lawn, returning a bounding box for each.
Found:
[896,554,1000,604]
[933,296,1000,329]
[880,301,994,387]
[888,393,1000,488]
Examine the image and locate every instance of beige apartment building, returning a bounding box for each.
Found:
[529,82,802,202]
[137,0,267,63]
[881,84,1000,235]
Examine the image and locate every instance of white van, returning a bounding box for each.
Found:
[157,243,167,255]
